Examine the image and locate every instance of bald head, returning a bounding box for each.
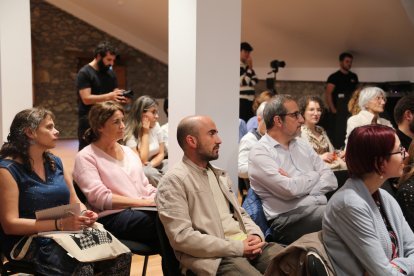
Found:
[177,115,222,166]
[177,116,204,149]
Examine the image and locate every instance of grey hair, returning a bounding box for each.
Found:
[263,94,295,129]
[358,87,386,111]
[256,101,267,117]
[124,95,158,143]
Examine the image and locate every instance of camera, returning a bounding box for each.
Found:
[270,60,286,69]
[122,90,134,98]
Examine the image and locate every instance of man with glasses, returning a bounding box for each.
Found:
[248,95,338,245]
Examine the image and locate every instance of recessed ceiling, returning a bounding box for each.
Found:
[46,0,414,70]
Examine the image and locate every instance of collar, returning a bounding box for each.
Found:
[182,156,226,176]
[263,133,298,149]
[358,110,376,120]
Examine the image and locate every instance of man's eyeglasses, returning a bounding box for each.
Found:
[388,146,407,159]
[278,111,302,119]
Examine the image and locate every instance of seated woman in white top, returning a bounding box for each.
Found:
[345,86,393,146]
[298,95,346,170]
[124,95,167,187]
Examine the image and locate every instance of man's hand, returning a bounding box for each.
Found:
[107,89,127,103]
[243,235,265,260]
[278,168,289,177]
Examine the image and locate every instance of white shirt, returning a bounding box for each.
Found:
[238,131,260,178]
[248,134,338,220]
[345,110,393,147]
[160,122,168,156]
[125,122,166,160]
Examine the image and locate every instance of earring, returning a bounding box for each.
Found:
[29,139,36,145]
[379,174,384,179]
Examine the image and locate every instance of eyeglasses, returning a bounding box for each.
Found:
[278,111,302,119]
[388,146,407,159]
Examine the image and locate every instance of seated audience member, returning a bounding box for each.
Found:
[156,115,283,276]
[394,95,414,150]
[160,98,169,157]
[397,141,414,231]
[124,95,167,187]
[238,101,267,179]
[345,86,392,146]
[246,90,273,132]
[298,95,346,170]
[347,88,362,116]
[0,107,131,275]
[248,95,337,245]
[73,102,163,267]
[323,124,414,275]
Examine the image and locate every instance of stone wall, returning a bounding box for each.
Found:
[30,0,168,138]
[30,0,382,138]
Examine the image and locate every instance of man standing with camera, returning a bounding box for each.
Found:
[324,52,359,149]
[76,41,128,150]
[240,42,258,122]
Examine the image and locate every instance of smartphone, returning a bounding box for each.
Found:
[122,90,134,98]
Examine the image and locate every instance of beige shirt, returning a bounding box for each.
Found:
[207,168,247,241]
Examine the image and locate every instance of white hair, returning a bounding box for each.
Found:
[256,101,267,117]
[358,87,386,111]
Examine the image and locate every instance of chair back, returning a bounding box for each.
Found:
[242,188,272,241]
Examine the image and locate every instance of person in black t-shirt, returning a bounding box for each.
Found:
[76,41,128,150]
[324,52,359,149]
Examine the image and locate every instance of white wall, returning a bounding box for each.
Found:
[169,0,241,187]
[0,0,33,142]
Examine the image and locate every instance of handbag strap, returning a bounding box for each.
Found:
[10,235,35,260]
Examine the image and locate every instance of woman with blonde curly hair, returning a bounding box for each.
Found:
[347,88,362,116]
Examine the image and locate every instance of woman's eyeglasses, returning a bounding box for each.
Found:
[388,146,407,159]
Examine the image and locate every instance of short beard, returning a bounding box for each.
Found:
[97,59,110,73]
[409,119,414,134]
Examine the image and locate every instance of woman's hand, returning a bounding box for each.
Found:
[81,210,98,227]
[321,152,335,163]
[142,199,156,207]
[60,212,96,231]
[141,115,150,131]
